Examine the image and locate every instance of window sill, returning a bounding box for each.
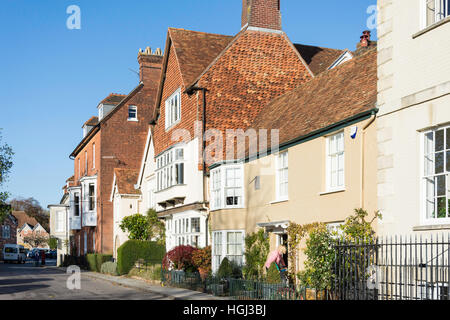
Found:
[413,16,450,39]
[319,188,346,196]
[127,118,138,122]
[155,184,187,194]
[413,223,450,231]
[210,207,245,212]
[270,199,289,205]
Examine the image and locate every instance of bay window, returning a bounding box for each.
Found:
[327,132,345,191]
[425,0,450,27]
[423,126,450,221]
[156,146,185,192]
[88,183,96,211]
[210,164,244,210]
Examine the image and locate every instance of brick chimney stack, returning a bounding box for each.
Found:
[137,47,163,84]
[360,30,371,47]
[355,30,376,55]
[241,0,282,31]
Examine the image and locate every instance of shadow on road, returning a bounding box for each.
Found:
[0,278,53,286]
[0,284,50,295]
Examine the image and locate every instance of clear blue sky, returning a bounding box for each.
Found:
[0,0,377,209]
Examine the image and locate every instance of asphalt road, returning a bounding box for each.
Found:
[0,261,168,300]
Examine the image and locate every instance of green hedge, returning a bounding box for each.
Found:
[86,253,113,272]
[117,240,165,275]
[101,261,118,276]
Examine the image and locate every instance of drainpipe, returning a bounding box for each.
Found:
[360,111,377,209]
[186,86,209,246]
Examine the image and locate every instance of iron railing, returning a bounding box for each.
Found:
[334,234,450,300]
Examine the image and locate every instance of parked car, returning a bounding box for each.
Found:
[3,244,27,264]
[46,250,57,259]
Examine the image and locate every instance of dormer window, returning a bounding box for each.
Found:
[128,106,138,121]
[98,104,115,121]
[165,88,181,130]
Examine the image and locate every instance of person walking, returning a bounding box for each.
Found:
[264,245,288,284]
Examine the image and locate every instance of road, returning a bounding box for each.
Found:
[0,260,168,300]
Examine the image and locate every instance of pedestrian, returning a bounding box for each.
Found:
[264,245,288,284]
[34,250,40,267]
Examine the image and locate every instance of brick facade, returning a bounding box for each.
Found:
[0,215,18,260]
[71,51,163,254]
[242,0,282,30]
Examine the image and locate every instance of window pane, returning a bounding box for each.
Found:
[436,130,445,152]
[436,152,445,174]
[437,175,446,196]
[425,132,434,155]
[437,197,447,218]
[447,151,450,173]
[337,133,344,152]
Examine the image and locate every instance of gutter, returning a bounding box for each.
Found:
[186,86,210,246]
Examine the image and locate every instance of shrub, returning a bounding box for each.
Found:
[119,214,150,241]
[243,229,269,280]
[217,257,242,279]
[217,258,232,279]
[86,254,113,272]
[101,261,118,276]
[162,245,198,272]
[297,224,336,291]
[192,246,212,276]
[266,263,281,284]
[87,254,97,272]
[117,240,165,275]
[96,254,113,272]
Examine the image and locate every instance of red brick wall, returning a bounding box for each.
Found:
[153,30,312,167]
[153,43,200,157]
[242,0,282,30]
[72,55,162,255]
[0,216,17,259]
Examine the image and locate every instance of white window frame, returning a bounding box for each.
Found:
[165,88,181,130]
[210,164,244,210]
[275,151,289,201]
[326,131,345,192]
[156,146,185,192]
[421,125,450,224]
[128,105,138,121]
[212,230,245,273]
[56,211,64,233]
[422,0,450,29]
[88,183,96,211]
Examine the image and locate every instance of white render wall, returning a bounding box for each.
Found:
[377,0,450,235]
[112,191,140,258]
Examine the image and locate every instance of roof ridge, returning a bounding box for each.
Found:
[168,27,232,38]
[294,42,345,52]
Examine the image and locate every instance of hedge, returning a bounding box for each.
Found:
[117,240,165,275]
[86,253,113,272]
[101,261,118,276]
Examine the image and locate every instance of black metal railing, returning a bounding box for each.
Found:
[334,234,450,300]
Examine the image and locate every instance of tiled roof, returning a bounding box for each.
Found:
[168,28,234,86]
[83,116,99,127]
[100,93,126,105]
[249,48,377,153]
[114,168,140,195]
[294,44,347,75]
[12,211,39,230]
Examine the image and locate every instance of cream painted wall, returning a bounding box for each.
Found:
[211,118,379,238]
[377,0,450,236]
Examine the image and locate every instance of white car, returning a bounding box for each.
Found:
[3,244,27,264]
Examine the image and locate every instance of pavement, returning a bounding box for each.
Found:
[0,260,224,300]
[51,266,225,300]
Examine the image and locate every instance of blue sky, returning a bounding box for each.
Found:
[0,0,377,209]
